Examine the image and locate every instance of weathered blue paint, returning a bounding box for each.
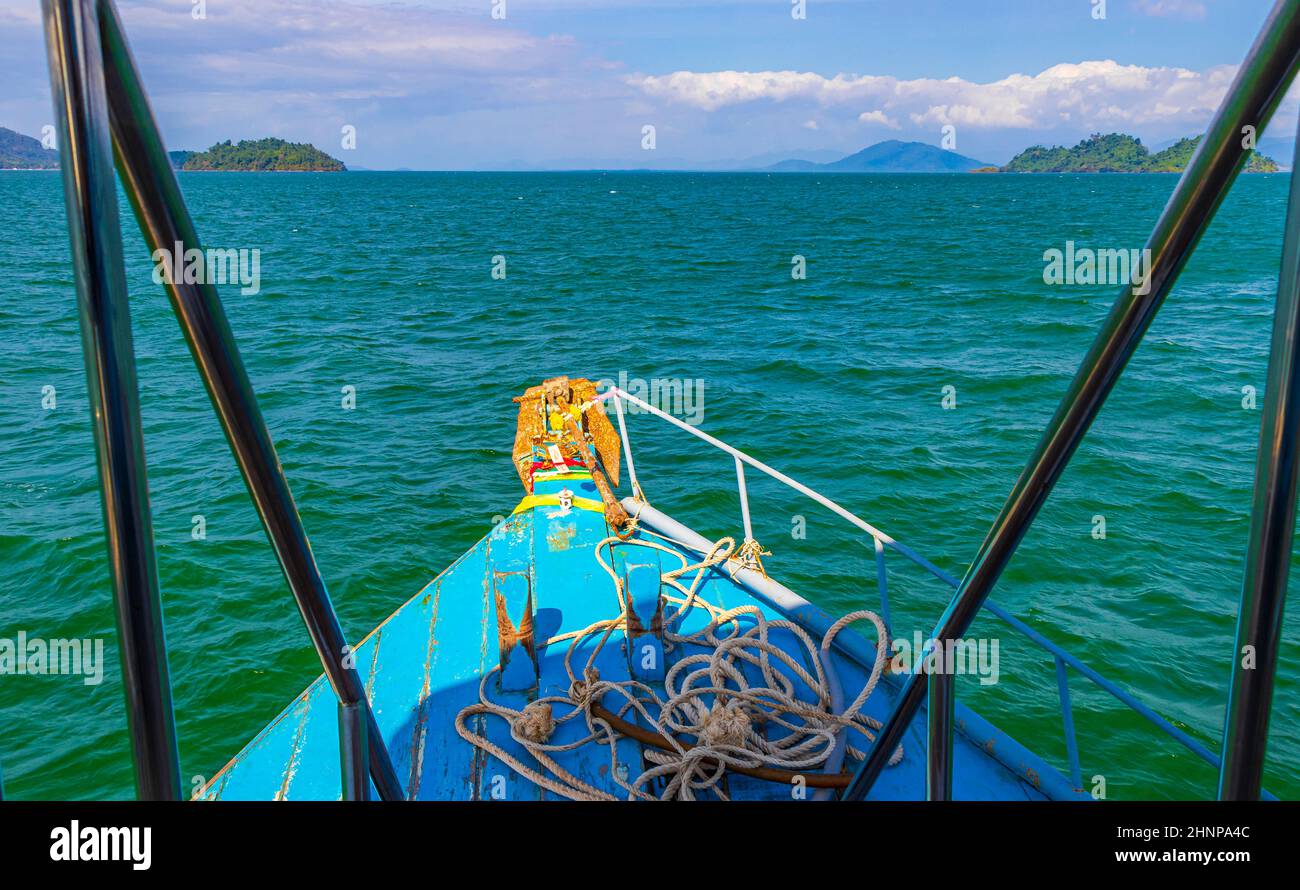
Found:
[621,554,665,683]
[203,470,1080,801]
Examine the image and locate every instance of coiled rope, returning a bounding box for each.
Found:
[454,531,903,800]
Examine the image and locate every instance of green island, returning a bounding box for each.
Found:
[1001,132,1278,173]
[180,138,345,172]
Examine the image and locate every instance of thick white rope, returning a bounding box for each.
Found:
[454,533,903,800]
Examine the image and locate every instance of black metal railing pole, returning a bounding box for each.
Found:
[40,0,182,801]
[94,0,402,801]
[338,701,370,801]
[843,0,1300,802]
[1218,115,1300,801]
[926,670,954,800]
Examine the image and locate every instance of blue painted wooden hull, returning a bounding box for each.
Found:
[201,469,1082,801]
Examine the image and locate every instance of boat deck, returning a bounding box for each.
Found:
[201,471,1078,801]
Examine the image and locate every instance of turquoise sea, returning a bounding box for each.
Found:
[1,169,1298,800]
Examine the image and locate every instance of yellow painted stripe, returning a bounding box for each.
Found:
[512,493,605,515]
[530,468,593,482]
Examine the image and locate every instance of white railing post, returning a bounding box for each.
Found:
[610,390,642,500]
[735,455,753,543]
[873,534,891,633]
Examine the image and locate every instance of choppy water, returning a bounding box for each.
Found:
[1,170,1298,800]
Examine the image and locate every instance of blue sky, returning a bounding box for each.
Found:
[1,0,1295,169]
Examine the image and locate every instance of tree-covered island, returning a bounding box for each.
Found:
[180,138,345,172]
[1001,133,1278,173]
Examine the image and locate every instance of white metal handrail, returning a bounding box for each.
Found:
[602,387,953,584]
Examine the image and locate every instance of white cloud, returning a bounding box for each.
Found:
[858,110,900,129]
[632,70,892,111]
[633,60,1238,132]
[115,0,581,86]
[1134,0,1208,19]
[0,3,38,25]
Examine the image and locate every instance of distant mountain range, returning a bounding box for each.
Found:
[4,124,1290,175]
[495,148,846,172]
[0,126,58,169]
[762,140,990,173]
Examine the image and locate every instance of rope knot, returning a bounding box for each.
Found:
[569,667,602,710]
[697,700,751,748]
[515,701,555,744]
[735,538,772,577]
